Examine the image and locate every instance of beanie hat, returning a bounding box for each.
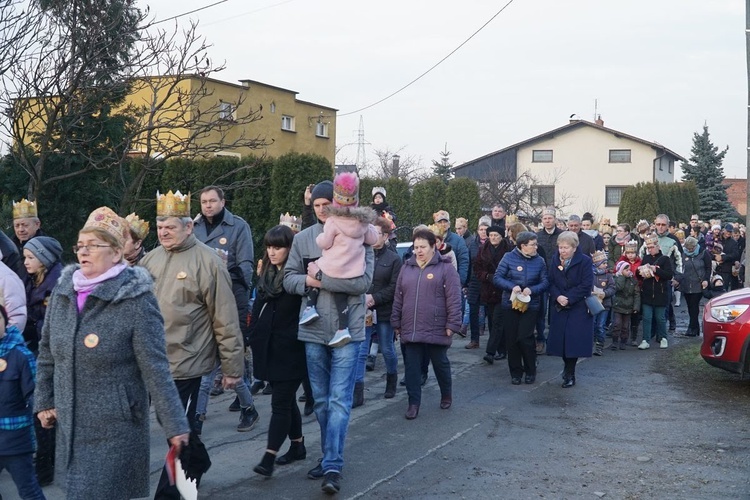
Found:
[24,236,63,269]
[371,186,386,201]
[615,261,630,275]
[332,172,359,208]
[311,180,334,203]
[711,224,721,231]
[487,225,503,236]
[433,210,450,223]
[724,223,734,232]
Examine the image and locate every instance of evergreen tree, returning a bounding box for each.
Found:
[681,125,735,221]
[431,143,454,184]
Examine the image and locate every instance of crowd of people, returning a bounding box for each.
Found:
[0,174,746,498]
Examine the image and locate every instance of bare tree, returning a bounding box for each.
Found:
[366,147,425,185]
[0,0,41,77]
[478,167,574,222]
[0,2,268,213]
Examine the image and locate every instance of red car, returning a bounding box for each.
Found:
[702,288,750,376]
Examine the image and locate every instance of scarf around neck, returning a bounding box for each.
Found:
[73,263,128,311]
[256,264,285,301]
[684,246,700,258]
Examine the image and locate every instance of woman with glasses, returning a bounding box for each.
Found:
[493,231,548,385]
[34,207,189,499]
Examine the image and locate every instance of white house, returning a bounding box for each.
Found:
[453,118,686,223]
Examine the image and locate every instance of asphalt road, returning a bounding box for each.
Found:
[3,304,750,499]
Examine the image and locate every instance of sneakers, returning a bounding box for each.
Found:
[299,306,321,325]
[660,338,669,349]
[328,328,351,347]
[594,342,604,356]
[237,406,259,432]
[250,381,265,395]
[638,340,650,350]
[321,471,341,494]
[610,343,618,351]
[465,341,480,349]
[631,339,640,347]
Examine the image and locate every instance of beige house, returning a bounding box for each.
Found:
[454,118,686,223]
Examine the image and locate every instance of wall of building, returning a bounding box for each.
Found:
[519,125,673,223]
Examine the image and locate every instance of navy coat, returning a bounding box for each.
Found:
[547,251,594,358]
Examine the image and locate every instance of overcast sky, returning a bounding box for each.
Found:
[147,0,746,178]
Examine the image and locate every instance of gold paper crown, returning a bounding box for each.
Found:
[12,198,37,219]
[644,233,659,246]
[427,223,446,238]
[83,207,127,246]
[506,214,518,224]
[125,213,150,240]
[156,190,191,218]
[592,250,607,264]
[624,239,639,250]
[279,212,301,233]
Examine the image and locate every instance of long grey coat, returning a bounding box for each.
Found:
[35,265,190,499]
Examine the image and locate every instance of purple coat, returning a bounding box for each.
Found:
[391,251,462,346]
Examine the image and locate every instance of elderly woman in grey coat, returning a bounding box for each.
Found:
[34,207,189,499]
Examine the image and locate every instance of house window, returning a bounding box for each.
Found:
[270,102,276,113]
[315,122,329,138]
[530,185,555,206]
[609,149,631,163]
[532,150,553,163]
[281,115,295,131]
[605,186,628,206]
[219,101,235,121]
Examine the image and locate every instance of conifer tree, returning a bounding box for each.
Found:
[681,125,736,221]
[432,144,454,184]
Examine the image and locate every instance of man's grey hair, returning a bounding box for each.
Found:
[655,214,670,223]
[568,215,581,223]
[156,216,193,227]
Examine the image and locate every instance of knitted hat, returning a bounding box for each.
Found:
[684,236,698,250]
[24,236,63,269]
[615,261,630,275]
[711,224,721,231]
[311,180,334,203]
[433,210,450,223]
[592,250,607,265]
[371,186,386,200]
[332,172,359,208]
[487,225,503,236]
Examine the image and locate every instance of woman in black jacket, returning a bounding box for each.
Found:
[250,225,307,477]
[638,234,674,350]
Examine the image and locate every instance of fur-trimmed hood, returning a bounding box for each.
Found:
[323,205,377,224]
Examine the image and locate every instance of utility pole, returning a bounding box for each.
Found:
[745,0,750,285]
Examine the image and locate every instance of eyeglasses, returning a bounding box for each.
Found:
[73,244,111,253]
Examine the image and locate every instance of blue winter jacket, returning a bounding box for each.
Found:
[444,230,469,286]
[0,325,36,456]
[493,248,549,311]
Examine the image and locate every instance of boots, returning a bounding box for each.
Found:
[365,355,376,372]
[238,405,259,432]
[254,452,276,477]
[276,437,307,465]
[352,381,364,408]
[384,373,398,399]
[594,342,604,356]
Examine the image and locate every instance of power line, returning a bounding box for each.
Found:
[338,0,517,117]
[152,0,230,25]
[202,0,296,27]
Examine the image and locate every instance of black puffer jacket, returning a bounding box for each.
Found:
[640,252,673,306]
[368,245,402,321]
[466,235,483,304]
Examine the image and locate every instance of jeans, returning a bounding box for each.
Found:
[641,304,666,343]
[403,343,451,406]
[593,309,609,344]
[196,355,254,416]
[611,312,632,343]
[266,379,303,452]
[305,341,361,474]
[469,302,486,343]
[357,321,398,382]
[0,452,46,500]
[535,293,548,343]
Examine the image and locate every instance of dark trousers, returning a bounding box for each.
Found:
[33,416,54,484]
[0,452,45,500]
[685,292,703,335]
[403,343,451,406]
[630,311,641,341]
[535,293,548,342]
[469,301,481,342]
[307,288,348,330]
[484,304,505,356]
[400,342,429,376]
[504,308,538,378]
[611,312,632,342]
[267,379,303,452]
[155,377,203,500]
[563,357,578,378]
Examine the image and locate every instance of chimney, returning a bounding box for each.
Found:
[392,154,400,170]
[595,115,604,127]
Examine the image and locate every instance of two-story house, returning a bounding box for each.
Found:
[453,118,685,223]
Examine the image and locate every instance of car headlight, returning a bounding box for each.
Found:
[710,305,749,323]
